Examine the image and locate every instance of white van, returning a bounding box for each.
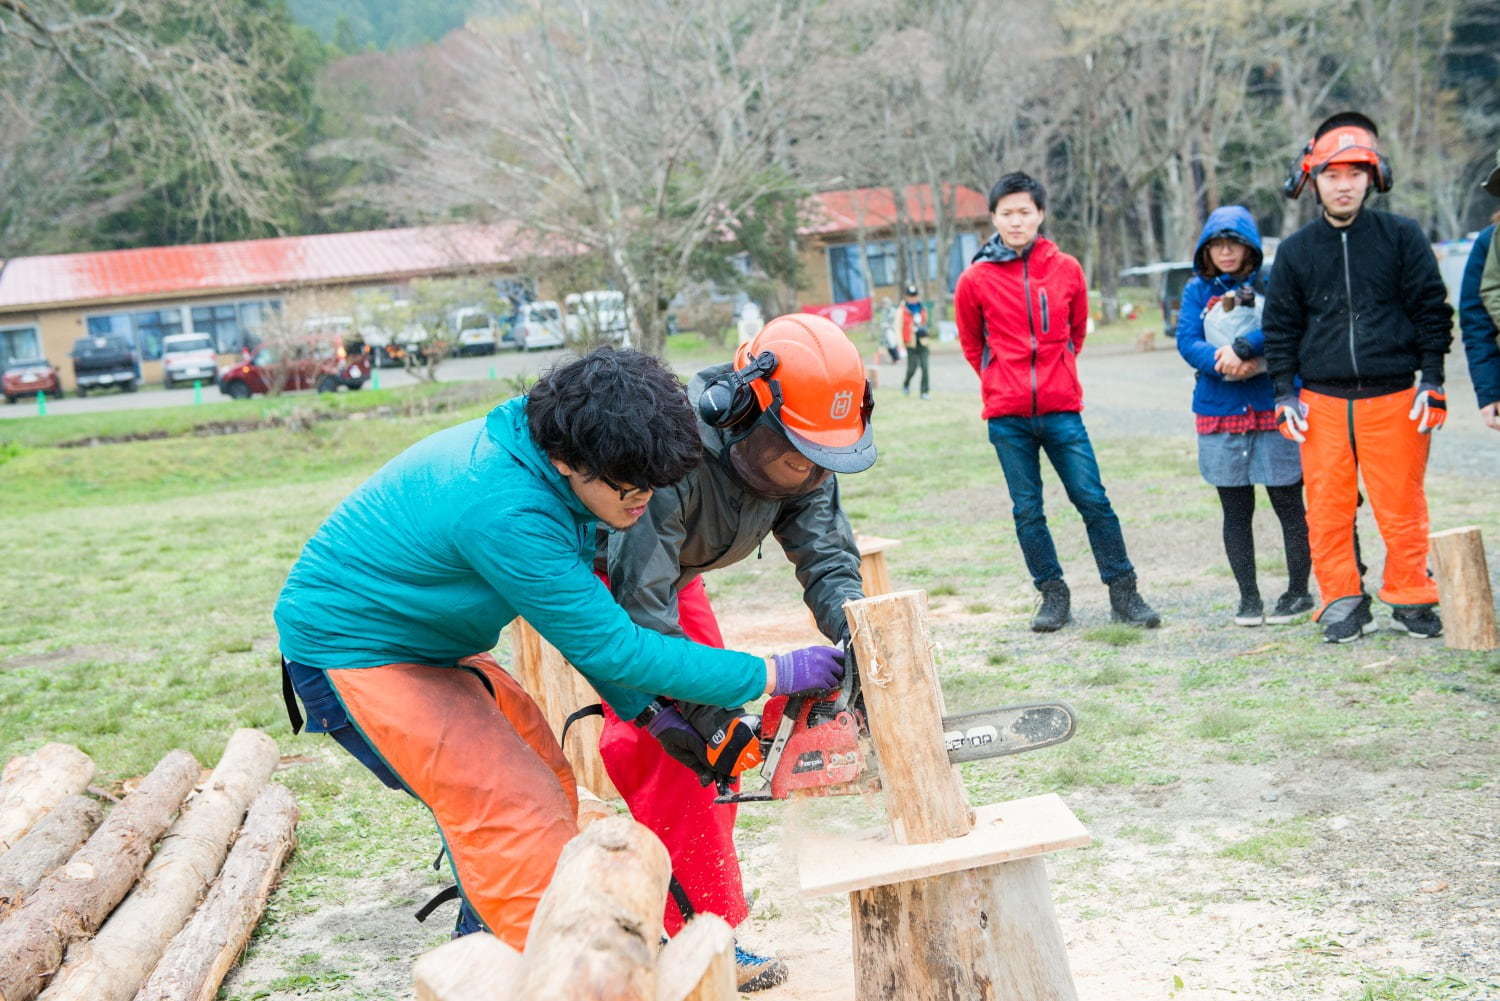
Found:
[449,307,500,356]
[563,290,633,347]
[511,301,566,351]
[160,332,219,389]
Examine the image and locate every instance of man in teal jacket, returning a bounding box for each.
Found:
[275,348,843,951]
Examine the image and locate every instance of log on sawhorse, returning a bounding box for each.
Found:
[508,618,620,800]
[798,590,1090,1000]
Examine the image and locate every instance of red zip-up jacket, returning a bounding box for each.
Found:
[955,235,1089,418]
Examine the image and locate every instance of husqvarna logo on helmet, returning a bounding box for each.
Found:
[830,389,853,420]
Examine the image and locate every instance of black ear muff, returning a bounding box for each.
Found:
[1374,154,1394,193]
[1282,141,1313,200]
[697,351,779,429]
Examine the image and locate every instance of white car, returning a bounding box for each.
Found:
[449,307,500,356]
[160,333,219,389]
[563,290,633,347]
[511,301,566,351]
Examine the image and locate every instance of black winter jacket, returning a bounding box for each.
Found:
[1263,208,1452,398]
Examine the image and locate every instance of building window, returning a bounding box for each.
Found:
[0,326,41,366]
[828,245,867,303]
[86,308,185,361]
[189,299,280,353]
[948,232,980,291]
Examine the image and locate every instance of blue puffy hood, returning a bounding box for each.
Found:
[1193,206,1263,279]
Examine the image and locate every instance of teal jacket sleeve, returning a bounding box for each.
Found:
[458,506,765,719]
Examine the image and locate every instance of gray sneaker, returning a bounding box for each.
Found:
[1322,595,1376,643]
[1265,591,1315,624]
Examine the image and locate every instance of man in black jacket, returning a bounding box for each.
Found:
[1263,111,1452,643]
[599,313,876,990]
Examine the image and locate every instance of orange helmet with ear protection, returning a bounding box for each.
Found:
[1283,111,1393,199]
[697,313,875,473]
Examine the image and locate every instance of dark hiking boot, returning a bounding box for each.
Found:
[1031,579,1072,632]
[1108,574,1161,628]
[735,944,789,992]
[1234,594,1264,627]
[1391,604,1443,638]
[1321,594,1376,643]
[1265,591,1315,624]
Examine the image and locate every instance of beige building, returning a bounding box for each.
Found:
[795,184,992,306]
[0,224,543,390]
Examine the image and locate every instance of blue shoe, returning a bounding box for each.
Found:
[735,943,789,991]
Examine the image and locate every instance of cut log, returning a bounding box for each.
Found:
[40,730,280,1001]
[0,749,199,1001]
[0,797,103,920]
[412,933,524,1001]
[509,619,620,799]
[518,815,669,1001]
[851,857,1076,1001]
[0,745,95,851]
[843,591,971,843]
[1429,526,1499,651]
[655,914,735,1001]
[576,785,614,831]
[132,783,299,1001]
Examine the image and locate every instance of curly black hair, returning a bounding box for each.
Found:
[526,347,701,489]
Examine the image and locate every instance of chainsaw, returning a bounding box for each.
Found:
[701,649,1076,805]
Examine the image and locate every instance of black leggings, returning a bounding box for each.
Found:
[1216,483,1311,600]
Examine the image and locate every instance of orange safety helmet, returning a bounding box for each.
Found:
[1283,111,1393,199]
[696,312,875,474]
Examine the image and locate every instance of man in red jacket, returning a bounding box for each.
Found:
[955,172,1160,631]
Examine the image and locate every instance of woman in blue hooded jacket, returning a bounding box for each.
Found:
[1176,206,1312,626]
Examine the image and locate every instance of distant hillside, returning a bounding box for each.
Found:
[288,0,477,51]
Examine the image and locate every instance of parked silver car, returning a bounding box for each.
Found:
[161,333,220,389]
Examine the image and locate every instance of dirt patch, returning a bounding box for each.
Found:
[0,644,136,672]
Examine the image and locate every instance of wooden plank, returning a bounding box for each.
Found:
[1429,526,1499,651]
[843,590,970,844]
[798,794,1090,897]
[412,933,524,1001]
[508,619,620,800]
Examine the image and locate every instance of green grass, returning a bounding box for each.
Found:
[1,349,1496,999]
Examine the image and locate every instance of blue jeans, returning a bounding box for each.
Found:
[987,412,1134,587]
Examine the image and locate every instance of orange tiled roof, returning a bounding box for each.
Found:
[0,223,535,312]
[799,184,989,236]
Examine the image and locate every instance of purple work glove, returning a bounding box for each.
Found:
[772,645,846,697]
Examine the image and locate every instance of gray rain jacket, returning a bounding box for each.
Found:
[603,363,865,657]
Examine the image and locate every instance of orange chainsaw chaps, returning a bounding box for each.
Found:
[1301,388,1438,614]
[327,658,578,951]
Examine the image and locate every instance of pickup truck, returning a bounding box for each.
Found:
[71,334,140,396]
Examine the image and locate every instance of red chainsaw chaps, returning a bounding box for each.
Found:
[595,575,749,935]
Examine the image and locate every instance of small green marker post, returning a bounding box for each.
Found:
[487,365,497,381]
[36,390,46,416]
[193,379,203,404]
[372,369,381,391]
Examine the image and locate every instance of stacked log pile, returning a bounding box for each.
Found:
[0,730,297,1001]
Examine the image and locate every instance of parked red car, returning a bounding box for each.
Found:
[218,339,368,400]
[3,358,63,403]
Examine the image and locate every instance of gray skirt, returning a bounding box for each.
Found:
[1197,429,1302,487]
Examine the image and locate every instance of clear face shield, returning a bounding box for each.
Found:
[726,418,832,499]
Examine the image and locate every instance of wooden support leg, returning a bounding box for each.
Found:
[851,858,1076,1001]
[1429,526,1499,651]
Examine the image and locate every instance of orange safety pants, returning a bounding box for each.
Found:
[327,653,579,951]
[1300,388,1439,614]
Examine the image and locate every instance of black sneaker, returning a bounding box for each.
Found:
[1031,579,1072,632]
[1265,591,1315,625]
[1391,605,1443,638]
[1234,595,1264,627]
[735,944,789,992]
[1322,595,1375,644]
[1107,573,1161,628]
